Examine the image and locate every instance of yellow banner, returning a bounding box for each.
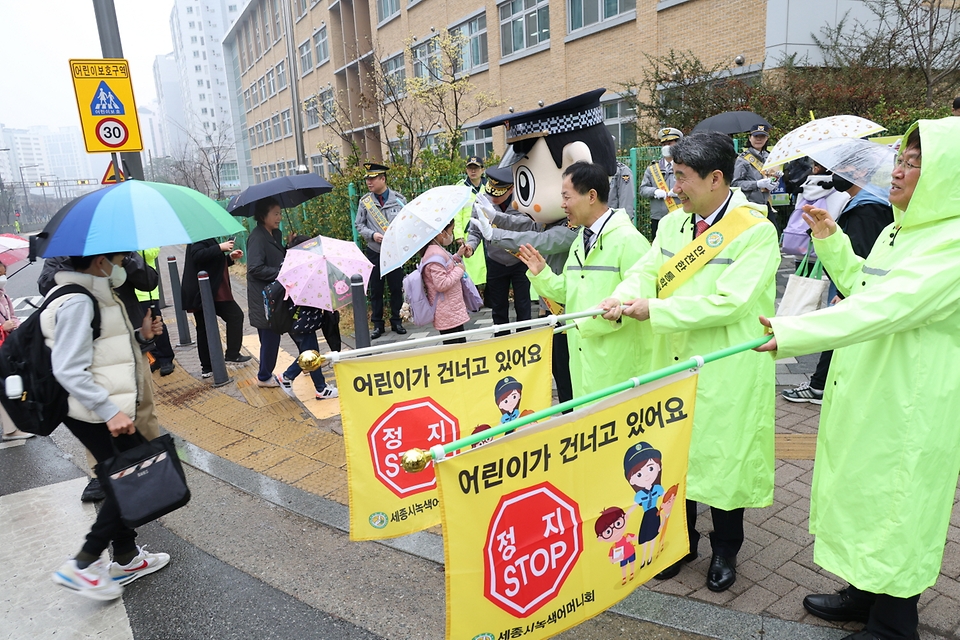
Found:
[336,328,554,541]
[436,372,697,640]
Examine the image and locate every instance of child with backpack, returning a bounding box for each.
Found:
[421,220,471,344]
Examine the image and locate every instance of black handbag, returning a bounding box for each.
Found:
[96,432,191,528]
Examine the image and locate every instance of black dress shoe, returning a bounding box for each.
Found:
[803,586,876,623]
[159,362,176,376]
[654,550,698,580]
[224,353,252,363]
[840,632,919,640]
[392,324,407,335]
[370,326,384,340]
[706,554,737,592]
[80,477,106,502]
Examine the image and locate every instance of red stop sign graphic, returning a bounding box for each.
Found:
[484,482,583,617]
[368,397,459,498]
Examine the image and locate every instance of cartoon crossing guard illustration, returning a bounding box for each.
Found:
[467,376,535,449]
[624,441,665,568]
[596,506,638,585]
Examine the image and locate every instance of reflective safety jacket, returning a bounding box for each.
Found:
[769,118,960,597]
[613,189,779,510]
[529,209,652,398]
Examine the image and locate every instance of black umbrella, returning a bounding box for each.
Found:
[227,173,333,217]
[692,111,771,135]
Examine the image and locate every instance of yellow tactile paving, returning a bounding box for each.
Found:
[312,440,347,467]
[268,453,323,484]
[293,465,348,497]
[775,433,817,460]
[290,431,343,458]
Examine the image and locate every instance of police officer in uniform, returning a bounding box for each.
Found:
[463,155,487,193]
[639,127,684,238]
[355,162,407,339]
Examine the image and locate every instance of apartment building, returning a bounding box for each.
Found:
[223,0,874,189]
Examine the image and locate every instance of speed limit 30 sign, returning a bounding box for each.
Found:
[70,59,143,153]
[95,118,129,148]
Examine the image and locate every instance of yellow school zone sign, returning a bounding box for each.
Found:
[70,59,143,153]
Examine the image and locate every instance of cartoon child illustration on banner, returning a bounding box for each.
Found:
[596,506,638,585]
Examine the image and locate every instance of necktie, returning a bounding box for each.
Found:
[695,219,710,238]
[582,227,595,257]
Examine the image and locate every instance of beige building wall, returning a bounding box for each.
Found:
[224,0,768,185]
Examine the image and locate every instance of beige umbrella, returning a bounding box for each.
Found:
[764,115,885,170]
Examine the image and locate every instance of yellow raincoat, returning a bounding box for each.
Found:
[612,189,779,510]
[769,118,960,597]
[528,209,652,397]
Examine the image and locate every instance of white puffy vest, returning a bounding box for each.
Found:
[40,272,141,423]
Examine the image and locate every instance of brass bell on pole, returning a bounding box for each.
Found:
[297,350,325,372]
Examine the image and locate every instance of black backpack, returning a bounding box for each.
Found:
[0,285,101,436]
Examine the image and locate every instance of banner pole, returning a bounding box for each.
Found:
[400,334,773,472]
[323,307,609,363]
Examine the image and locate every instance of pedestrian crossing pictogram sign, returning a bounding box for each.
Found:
[101,160,125,184]
[70,58,142,153]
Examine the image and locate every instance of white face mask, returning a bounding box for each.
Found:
[101,261,128,288]
[0,275,7,289]
[661,145,673,159]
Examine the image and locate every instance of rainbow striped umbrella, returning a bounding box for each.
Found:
[34,180,245,258]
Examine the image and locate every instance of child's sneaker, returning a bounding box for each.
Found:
[52,558,124,601]
[108,546,170,585]
[781,382,824,404]
[316,385,339,400]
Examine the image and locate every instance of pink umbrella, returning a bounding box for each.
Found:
[0,234,29,266]
[277,235,374,311]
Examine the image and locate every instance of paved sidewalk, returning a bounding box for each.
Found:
[146,248,960,640]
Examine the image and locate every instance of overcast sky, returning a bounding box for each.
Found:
[0,0,174,131]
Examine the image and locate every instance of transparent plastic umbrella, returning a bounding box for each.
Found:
[764,115,886,169]
[799,138,897,199]
[378,185,476,273]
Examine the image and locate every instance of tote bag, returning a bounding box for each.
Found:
[776,248,828,317]
[96,432,191,528]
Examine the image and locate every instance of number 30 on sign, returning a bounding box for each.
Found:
[95,118,129,148]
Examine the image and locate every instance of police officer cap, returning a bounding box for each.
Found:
[494,376,523,402]
[484,165,514,197]
[466,155,484,168]
[478,88,607,143]
[363,162,389,178]
[748,124,770,137]
[659,127,683,142]
[623,441,662,478]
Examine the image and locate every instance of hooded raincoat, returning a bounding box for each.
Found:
[612,189,779,510]
[528,209,652,397]
[768,118,960,597]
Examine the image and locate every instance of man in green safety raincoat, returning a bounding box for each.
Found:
[600,131,779,593]
[758,119,960,640]
[517,161,652,398]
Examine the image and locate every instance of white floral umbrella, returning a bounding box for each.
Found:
[764,115,886,170]
[379,185,476,273]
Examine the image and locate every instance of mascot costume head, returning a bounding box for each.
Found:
[478,88,617,224]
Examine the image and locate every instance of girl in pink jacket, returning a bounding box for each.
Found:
[421,220,470,344]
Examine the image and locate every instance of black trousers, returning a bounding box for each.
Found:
[140,301,175,365]
[683,499,745,558]
[810,349,833,390]
[365,247,404,328]
[439,325,467,345]
[63,417,141,558]
[553,332,574,406]
[865,589,921,640]
[192,300,244,371]
[485,259,531,337]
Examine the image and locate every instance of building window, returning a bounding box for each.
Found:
[388,139,411,163]
[269,163,277,179]
[297,0,308,17]
[276,60,287,89]
[253,11,262,57]
[244,89,251,111]
[199,93,206,101]
[258,77,267,102]
[412,39,439,82]
[314,27,329,65]
[382,54,405,98]
[298,41,313,75]
[319,87,335,123]
[193,50,200,58]
[603,99,636,151]
[255,122,263,146]
[287,160,296,175]
[186,6,193,13]
[499,0,550,57]
[238,31,247,68]
[461,126,493,160]
[272,0,281,40]
[245,22,254,64]
[377,0,400,23]
[197,79,204,87]
[195,64,202,71]
[281,109,292,135]
[201,107,208,114]
[272,114,282,138]
[190,36,198,44]
[228,4,237,11]
[253,166,261,183]
[310,154,325,177]
[189,21,195,28]
[568,0,635,31]
[266,68,276,95]
[305,100,320,127]
[263,118,273,142]
[248,126,256,146]
[452,14,488,74]
[262,3,271,45]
